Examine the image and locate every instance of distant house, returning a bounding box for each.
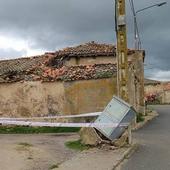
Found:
[0,42,145,117]
[145,79,170,104]
[144,79,161,86]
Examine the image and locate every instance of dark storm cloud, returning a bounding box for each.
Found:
[133,0,170,78]
[0,0,115,50]
[0,0,169,80]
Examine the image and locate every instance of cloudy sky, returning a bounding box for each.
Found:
[0,0,169,81]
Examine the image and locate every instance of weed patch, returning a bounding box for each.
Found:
[18,142,33,147]
[16,142,33,152]
[0,126,80,134]
[49,164,59,169]
[65,139,89,151]
[137,113,145,123]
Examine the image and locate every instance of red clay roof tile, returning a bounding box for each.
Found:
[0,41,138,83]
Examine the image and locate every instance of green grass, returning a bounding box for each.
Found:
[49,164,59,169]
[137,113,145,123]
[0,126,80,134]
[16,142,33,152]
[18,142,33,147]
[95,71,113,79]
[65,139,89,151]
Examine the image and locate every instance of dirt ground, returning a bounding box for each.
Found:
[0,133,79,170]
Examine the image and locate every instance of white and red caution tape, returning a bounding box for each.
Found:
[0,120,129,128]
[0,112,129,128]
[0,112,101,121]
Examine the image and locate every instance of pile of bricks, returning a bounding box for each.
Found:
[24,64,116,82]
[58,64,116,81]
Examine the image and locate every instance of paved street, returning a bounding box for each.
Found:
[121,105,170,170]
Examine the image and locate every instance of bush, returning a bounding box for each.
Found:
[137,113,144,123]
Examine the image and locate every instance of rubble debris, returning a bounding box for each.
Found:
[79,127,129,148]
[112,131,128,148]
[79,127,102,146]
[0,62,117,83]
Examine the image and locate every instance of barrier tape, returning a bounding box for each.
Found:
[0,112,102,121]
[0,120,129,128]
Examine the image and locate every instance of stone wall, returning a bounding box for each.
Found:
[0,78,117,117]
[128,66,136,108]
[0,75,138,117]
[132,52,145,112]
[162,90,170,104]
[63,77,117,114]
[0,81,65,117]
[65,56,116,66]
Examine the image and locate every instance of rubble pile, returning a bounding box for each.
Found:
[32,63,116,82]
[62,64,116,81]
[0,62,117,83]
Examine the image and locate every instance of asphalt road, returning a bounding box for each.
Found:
[121,105,170,170]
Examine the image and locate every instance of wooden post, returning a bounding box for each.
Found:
[115,0,129,102]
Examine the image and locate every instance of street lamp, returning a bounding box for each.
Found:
[134,2,167,49]
[136,2,167,14]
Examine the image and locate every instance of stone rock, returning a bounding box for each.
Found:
[112,131,128,148]
[79,127,102,146]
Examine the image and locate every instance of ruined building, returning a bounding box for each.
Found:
[0,42,145,117]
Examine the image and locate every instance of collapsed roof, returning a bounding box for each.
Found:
[0,42,138,83]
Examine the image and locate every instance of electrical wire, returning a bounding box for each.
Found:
[133,0,142,49]
[115,0,118,35]
[128,0,142,49]
[129,0,135,16]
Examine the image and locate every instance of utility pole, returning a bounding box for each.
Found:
[115,0,129,102]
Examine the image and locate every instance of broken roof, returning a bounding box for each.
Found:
[54,41,136,57]
[56,41,116,57]
[0,41,140,83]
[0,63,117,83]
[0,55,45,75]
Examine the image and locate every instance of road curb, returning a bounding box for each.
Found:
[113,143,138,170]
[113,110,158,169]
[134,111,159,130]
